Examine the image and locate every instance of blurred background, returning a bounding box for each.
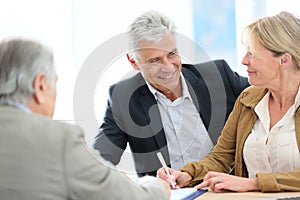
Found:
[1,0,299,174]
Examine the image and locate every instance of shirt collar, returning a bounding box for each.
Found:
[146,73,192,101]
[0,99,31,113]
[241,86,300,110]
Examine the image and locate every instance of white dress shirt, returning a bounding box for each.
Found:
[147,74,213,170]
[243,88,300,178]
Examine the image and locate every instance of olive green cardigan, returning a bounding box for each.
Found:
[180,86,300,192]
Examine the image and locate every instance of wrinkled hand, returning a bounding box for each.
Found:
[194,171,259,192]
[157,167,192,188]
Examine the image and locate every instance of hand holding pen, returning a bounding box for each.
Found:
[157,152,177,188]
[156,154,193,189]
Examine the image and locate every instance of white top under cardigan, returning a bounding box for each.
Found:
[243,87,300,178]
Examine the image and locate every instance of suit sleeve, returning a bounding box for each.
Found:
[93,85,127,165]
[64,125,169,200]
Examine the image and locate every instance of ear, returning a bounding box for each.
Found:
[280,53,292,66]
[126,54,139,70]
[32,72,47,104]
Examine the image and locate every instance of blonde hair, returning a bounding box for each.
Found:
[242,11,300,68]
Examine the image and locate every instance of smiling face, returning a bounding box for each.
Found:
[131,34,182,97]
[242,37,282,88]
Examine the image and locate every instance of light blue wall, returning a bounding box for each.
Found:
[193,0,237,68]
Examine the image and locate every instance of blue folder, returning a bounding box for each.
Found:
[181,189,208,200]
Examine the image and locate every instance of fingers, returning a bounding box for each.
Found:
[203,171,221,181]
[157,167,177,187]
[194,176,224,192]
[194,181,208,190]
[210,177,223,192]
[158,174,177,188]
[157,167,170,179]
[198,172,254,193]
[157,168,194,189]
[214,177,221,184]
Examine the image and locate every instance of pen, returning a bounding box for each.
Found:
[157,152,176,188]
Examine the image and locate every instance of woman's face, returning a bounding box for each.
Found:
[242,38,281,88]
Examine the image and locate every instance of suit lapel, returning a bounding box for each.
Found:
[138,87,167,149]
[136,67,213,147]
[183,67,212,130]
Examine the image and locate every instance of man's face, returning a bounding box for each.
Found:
[134,34,182,95]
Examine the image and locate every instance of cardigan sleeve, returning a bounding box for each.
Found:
[179,91,245,186]
[257,168,300,192]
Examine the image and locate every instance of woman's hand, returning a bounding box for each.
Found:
[194,171,259,192]
[157,167,192,188]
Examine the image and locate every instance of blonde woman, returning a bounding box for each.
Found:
[157,11,300,192]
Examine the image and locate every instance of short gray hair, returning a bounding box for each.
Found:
[127,10,176,59]
[0,37,56,104]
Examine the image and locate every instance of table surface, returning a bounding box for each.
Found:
[196,190,300,200]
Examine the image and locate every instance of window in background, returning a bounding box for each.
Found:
[235,0,266,76]
[235,0,300,76]
[193,0,237,68]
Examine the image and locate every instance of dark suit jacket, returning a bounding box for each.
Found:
[94,59,249,177]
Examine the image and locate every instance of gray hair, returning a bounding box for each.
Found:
[127,10,177,60]
[0,37,56,104]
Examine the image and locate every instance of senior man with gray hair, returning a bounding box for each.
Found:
[0,37,170,200]
[94,10,249,177]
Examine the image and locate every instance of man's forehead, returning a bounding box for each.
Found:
[136,47,176,59]
[138,46,175,53]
